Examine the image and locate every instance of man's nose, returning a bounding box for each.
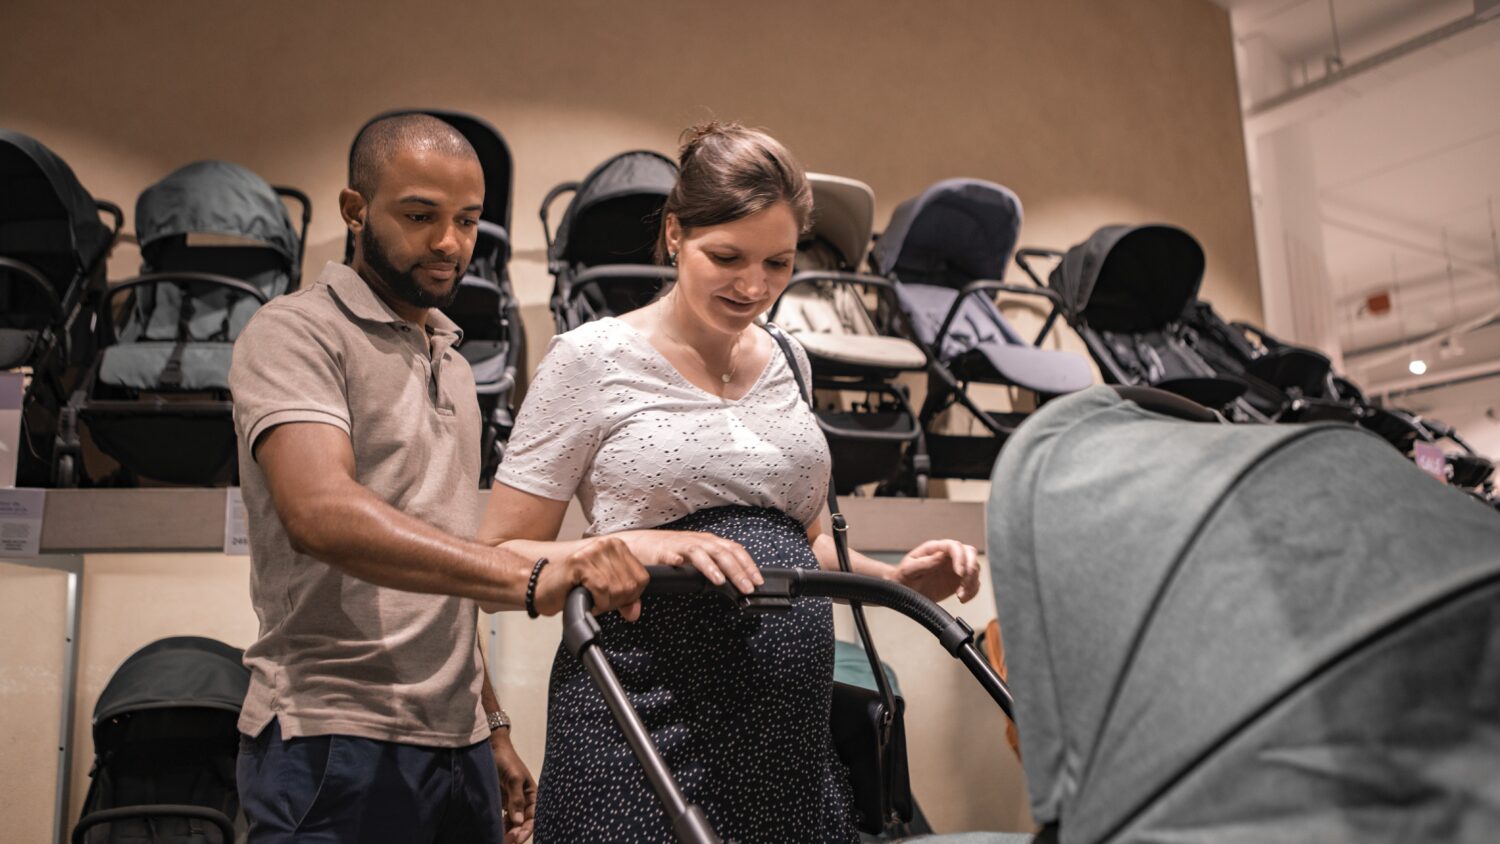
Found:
[429,222,461,257]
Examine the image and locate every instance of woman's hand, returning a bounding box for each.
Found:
[619,530,764,594]
[892,539,981,603]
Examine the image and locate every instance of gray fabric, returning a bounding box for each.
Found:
[551,150,677,266]
[896,283,1092,395]
[872,180,1021,287]
[899,835,1033,844]
[832,637,903,697]
[987,386,1500,842]
[805,173,876,269]
[0,327,40,369]
[99,342,233,391]
[136,161,298,266]
[0,129,112,270]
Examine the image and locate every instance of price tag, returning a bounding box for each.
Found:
[224,487,251,555]
[0,487,45,556]
[1413,441,1447,483]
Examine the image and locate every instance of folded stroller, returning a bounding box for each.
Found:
[0,129,122,485]
[768,173,930,495]
[870,179,1094,481]
[989,385,1500,843]
[56,161,309,486]
[542,150,679,331]
[74,636,251,843]
[346,109,524,485]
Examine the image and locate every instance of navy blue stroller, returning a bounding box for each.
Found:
[543,150,679,331]
[870,179,1093,482]
[57,161,309,486]
[74,637,251,843]
[347,109,525,485]
[0,129,122,486]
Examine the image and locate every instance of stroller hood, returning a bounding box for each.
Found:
[988,386,1500,842]
[92,636,249,740]
[1051,224,1204,331]
[0,129,112,270]
[871,178,1021,287]
[803,173,875,270]
[551,150,678,268]
[136,161,299,269]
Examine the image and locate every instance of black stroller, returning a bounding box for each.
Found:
[346,109,525,485]
[768,173,930,495]
[988,384,1500,842]
[74,636,251,843]
[542,150,679,331]
[870,179,1093,482]
[0,129,122,486]
[56,160,309,486]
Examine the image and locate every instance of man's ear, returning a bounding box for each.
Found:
[339,188,367,234]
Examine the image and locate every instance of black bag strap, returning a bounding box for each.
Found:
[765,323,900,729]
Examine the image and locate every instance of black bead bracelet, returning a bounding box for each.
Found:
[524,557,550,618]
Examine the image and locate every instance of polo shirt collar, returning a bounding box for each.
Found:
[321,261,464,343]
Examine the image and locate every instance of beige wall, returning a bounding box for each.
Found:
[2,0,1255,837]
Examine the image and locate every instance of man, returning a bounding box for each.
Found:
[229,114,649,842]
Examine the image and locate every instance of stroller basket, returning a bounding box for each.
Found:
[562,566,1014,844]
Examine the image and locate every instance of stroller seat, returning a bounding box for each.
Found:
[776,281,927,374]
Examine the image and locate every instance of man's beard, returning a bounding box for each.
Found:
[360,224,463,310]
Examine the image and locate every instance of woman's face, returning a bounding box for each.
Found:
[665,201,799,335]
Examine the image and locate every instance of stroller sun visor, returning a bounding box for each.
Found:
[804,173,875,270]
[91,636,250,743]
[1052,224,1204,332]
[988,386,1500,842]
[551,150,678,268]
[0,129,111,268]
[871,178,1021,287]
[135,161,299,268]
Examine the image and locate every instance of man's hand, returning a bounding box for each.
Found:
[892,539,981,603]
[490,729,535,843]
[530,535,651,621]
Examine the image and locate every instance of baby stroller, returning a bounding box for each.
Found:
[1016,223,1354,424]
[346,109,524,485]
[870,179,1093,482]
[0,129,122,486]
[988,385,1500,843]
[74,636,251,843]
[768,173,930,495]
[56,161,309,486]
[542,150,679,331]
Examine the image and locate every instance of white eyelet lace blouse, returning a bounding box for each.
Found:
[494,317,831,536]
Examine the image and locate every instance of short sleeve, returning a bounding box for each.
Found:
[230,303,351,458]
[493,333,605,502]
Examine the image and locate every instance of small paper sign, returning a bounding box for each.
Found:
[0,487,45,556]
[224,487,250,555]
[1413,441,1447,483]
[0,372,23,489]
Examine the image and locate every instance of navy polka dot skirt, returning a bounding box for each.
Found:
[534,506,860,843]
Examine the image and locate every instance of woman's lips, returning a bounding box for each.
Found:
[717,295,760,314]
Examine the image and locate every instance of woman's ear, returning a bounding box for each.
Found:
[663,212,682,255]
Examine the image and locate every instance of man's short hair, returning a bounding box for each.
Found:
[349,113,480,198]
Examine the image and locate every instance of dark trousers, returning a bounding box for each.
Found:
[237,719,504,843]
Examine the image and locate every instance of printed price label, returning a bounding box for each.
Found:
[0,488,45,556]
[224,487,251,555]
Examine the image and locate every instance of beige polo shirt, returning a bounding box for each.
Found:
[229,261,487,747]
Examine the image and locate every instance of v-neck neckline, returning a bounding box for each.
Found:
[607,317,778,405]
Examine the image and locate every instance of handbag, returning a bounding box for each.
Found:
[767,323,914,836]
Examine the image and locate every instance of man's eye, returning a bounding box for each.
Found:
[460,218,479,227]
[407,214,431,223]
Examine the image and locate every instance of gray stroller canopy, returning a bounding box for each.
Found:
[550,150,678,268]
[871,178,1021,287]
[136,160,299,271]
[0,128,111,274]
[92,636,249,745]
[988,386,1500,843]
[1050,224,1204,332]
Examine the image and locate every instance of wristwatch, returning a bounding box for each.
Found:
[486,708,511,731]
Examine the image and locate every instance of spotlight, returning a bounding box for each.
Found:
[1409,359,1428,375]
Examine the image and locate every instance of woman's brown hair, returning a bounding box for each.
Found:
[656,121,813,264]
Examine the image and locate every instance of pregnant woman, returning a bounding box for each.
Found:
[481,121,980,843]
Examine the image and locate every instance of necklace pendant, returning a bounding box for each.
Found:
[721,373,732,384]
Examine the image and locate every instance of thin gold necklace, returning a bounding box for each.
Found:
[658,313,742,386]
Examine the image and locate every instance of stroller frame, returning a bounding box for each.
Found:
[561,566,1015,844]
